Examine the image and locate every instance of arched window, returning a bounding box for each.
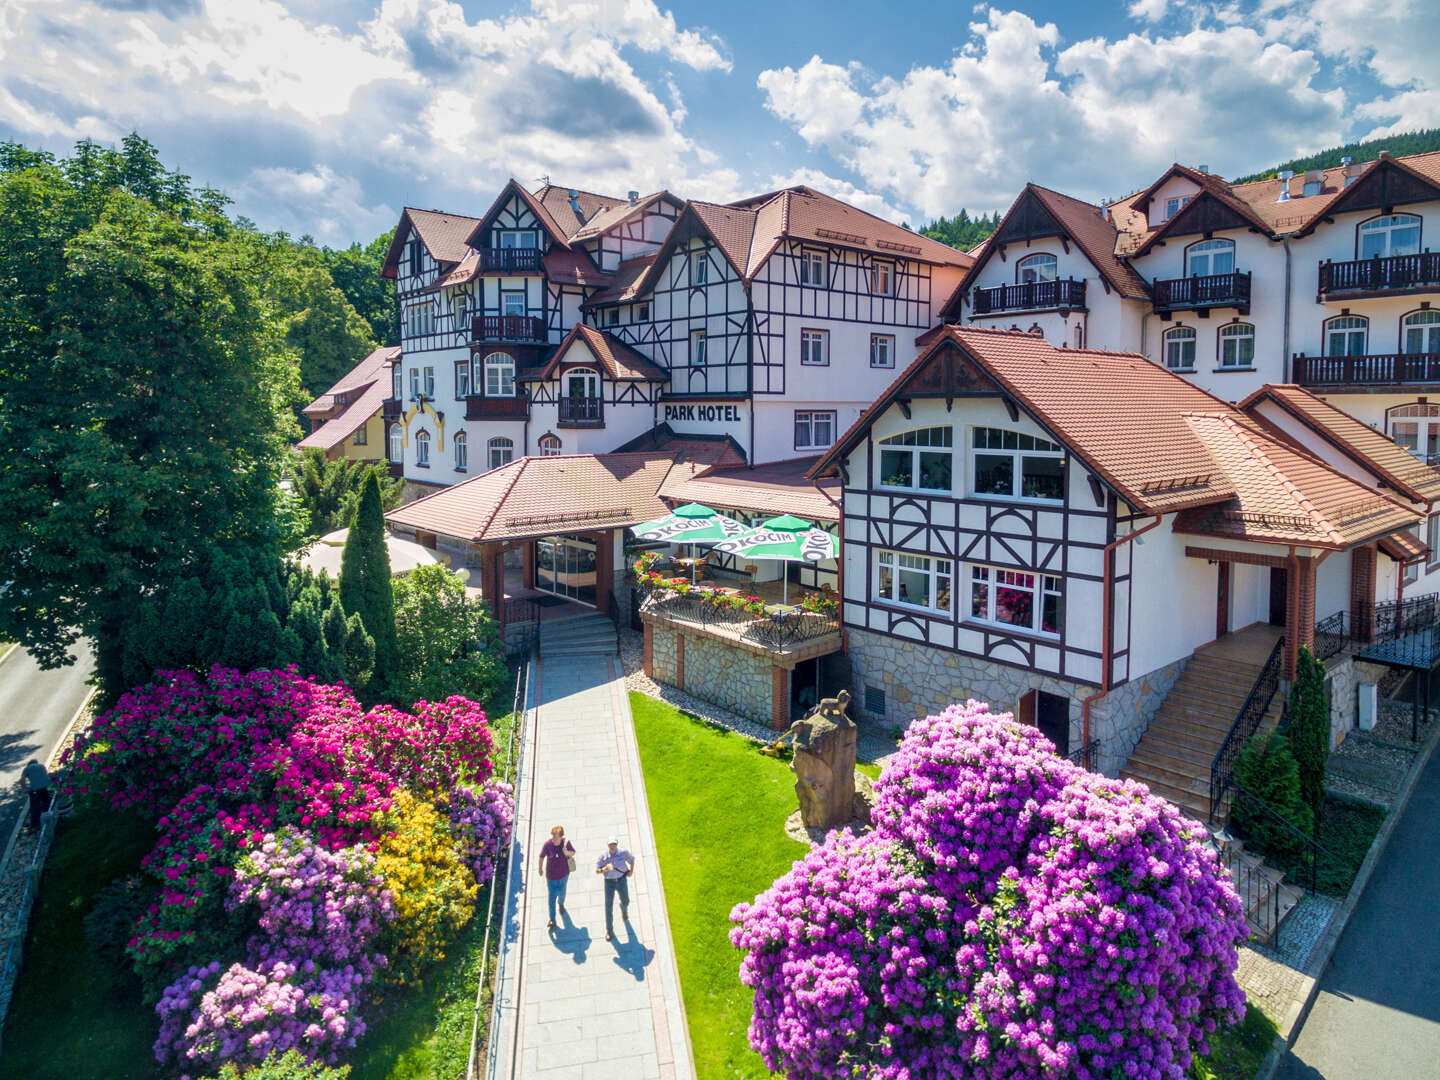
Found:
[454,432,468,472]
[565,367,600,399]
[388,423,403,462]
[488,436,514,471]
[1359,214,1421,259]
[1163,326,1196,370]
[878,426,953,491]
[1390,403,1440,461]
[484,352,515,397]
[414,430,431,467]
[539,434,562,456]
[1402,310,1440,355]
[1185,239,1234,277]
[1219,322,1255,368]
[1017,253,1057,284]
[1324,315,1369,357]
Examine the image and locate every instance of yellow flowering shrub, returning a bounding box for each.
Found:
[373,791,476,983]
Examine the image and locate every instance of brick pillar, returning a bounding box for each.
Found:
[771,666,789,731]
[676,635,686,691]
[1284,556,1317,679]
[642,622,654,678]
[1351,544,1376,643]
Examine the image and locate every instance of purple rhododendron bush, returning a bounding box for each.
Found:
[61,666,516,1076]
[729,701,1249,1080]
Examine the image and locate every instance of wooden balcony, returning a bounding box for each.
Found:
[471,315,547,344]
[558,396,603,428]
[1318,253,1440,300]
[476,247,543,274]
[971,278,1085,316]
[465,393,529,421]
[1292,352,1440,389]
[382,397,402,421]
[1153,271,1251,315]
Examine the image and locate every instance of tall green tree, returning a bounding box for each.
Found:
[0,139,303,690]
[392,564,507,711]
[1232,731,1313,859]
[340,469,398,690]
[287,448,404,539]
[264,242,377,397]
[319,230,399,347]
[1285,645,1331,824]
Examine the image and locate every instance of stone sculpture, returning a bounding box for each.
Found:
[781,689,857,830]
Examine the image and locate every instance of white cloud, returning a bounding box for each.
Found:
[1128,0,1170,21]
[765,168,907,222]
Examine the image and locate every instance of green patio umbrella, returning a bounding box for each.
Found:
[711,515,839,603]
[630,503,748,581]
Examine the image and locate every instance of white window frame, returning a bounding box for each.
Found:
[871,261,895,296]
[874,550,952,614]
[1164,195,1192,220]
[966,564,1062,638]
[392,365,402,400]
[454,293,469,329]
[691,251,708,286]
[1164,326,1197,371]
[870,333,895,369]
[454,432,467,472]
[454,360,471,398]
[488,436,514,471]
[539,435,562,457]
[565,367,600,400]
[969,426,1065,502]
[800,249,827,287]
[794,410,836,452]
[1185,239,1235,278]
[1017,253,1057,284]
[1218,323,1255,369]
[1358,214,1422,260]
[388,424,403,462]
[691,330,708,366]
[484,352,516,397]
[423,366,435,398]
[800,328,829,366]
[1324,315,1369,358]
[1389,403,1440,462]
[409,367,420,399]
[501,291,527,317]
[414,430,431,467]
[877,426,954,493]
[1402,310,1440,355]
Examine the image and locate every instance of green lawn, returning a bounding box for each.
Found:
[1188,1004,1280,1080]
[629,693,809,1079]
[1271,794,1387,896]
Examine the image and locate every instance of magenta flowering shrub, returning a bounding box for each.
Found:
[447,779,515,891]
[730,702,1249,1080]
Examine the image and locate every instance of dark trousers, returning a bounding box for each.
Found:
[604,876,630,934]
[28,789,51,828]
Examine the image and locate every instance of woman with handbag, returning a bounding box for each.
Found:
[538,824,577,929]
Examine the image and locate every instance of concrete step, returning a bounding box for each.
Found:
[1133,728,1226,762]
[1119,771,1211,823]
[1123,755,1210,797]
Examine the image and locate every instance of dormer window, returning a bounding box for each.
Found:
[1164,195,1192,221]
[1185,239,1234,277]
[1017,253,1057,284]
[800,249,827,286]
[1359,214,1421,259]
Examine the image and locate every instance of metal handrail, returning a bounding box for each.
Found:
[1229,779,1341,898]
[1209,636,1285,820]
[1065,738,1100,772]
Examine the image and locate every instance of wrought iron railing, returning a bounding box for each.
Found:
[971,278,1086,315]
[638,585,841,650]
[1372,591,1439,639]
[1065,738,1099,772]
[1319,251,1440,295]
[1313,610,1350,661]
[501,597,539,658]
[1209,636,1285,821]
[1152,270,1252,312]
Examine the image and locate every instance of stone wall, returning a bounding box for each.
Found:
[645,622,776,725]
[1323,653,1390,749]
[845,628,1188,776]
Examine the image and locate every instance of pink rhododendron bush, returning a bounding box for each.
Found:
[61,666,516,1075]
[729,702,1249,1080]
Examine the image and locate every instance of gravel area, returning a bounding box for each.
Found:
[1265,892,1341,970]
[1367,697,1437,748]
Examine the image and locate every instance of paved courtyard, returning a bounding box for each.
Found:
[500,653,694,1080]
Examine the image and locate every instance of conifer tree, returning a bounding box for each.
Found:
[1232,731,1313,859]
[340,468,397,691]
[1286,645,1331,825]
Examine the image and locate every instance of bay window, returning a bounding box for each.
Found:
[878,426,953,491]
[968,565,1061,636]
[875,550,951,613]
[971,427,1063,501]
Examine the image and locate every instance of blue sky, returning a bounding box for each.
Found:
[0,0,1434,245]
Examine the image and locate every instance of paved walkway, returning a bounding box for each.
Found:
[1276,741,1440,1079]
[0,644,93,840]
[499,654,694,1080]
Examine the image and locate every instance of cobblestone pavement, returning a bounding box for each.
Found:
[504,654,695,1080]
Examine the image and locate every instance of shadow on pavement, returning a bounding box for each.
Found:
[610,921,653,981]
[550,910,591,964]
[0,728,42,772]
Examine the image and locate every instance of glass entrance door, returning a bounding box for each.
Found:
[535,535,598,606]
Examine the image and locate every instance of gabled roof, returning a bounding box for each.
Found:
[535,183,627,238]
[520,324,668,383]
[466,179,573,250]
[541,249,612,288]
[1129,181,1277,257]
[812,327,1421,549]
[385,452,679,543]
[659,456,840,522]
[297,345,399,452]
[1241,384,1440,504]
[943,183,1148,317]
[610,423,747,466]
[382,208,483,278]
[1283,151,1440,238]
[301,346,401,416]
[569,191,683,241]
[582,254,656,306]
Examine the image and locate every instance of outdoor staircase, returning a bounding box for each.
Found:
[538,611,617,658]
[1120,635,1284,825]
[1209,831,1306,944]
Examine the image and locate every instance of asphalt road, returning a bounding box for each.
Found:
[0,643,94,843]
[1276,741,1440,1079]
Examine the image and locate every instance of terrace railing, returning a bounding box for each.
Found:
[1152,270,1251,313]
[637,584,841,651]
[1065,738,1100,772]
[1318,252,1440,296]
[1293,352,1440,388]
[476,247,544,274]
[471,314,547,343]
[1209,635,1285,821]
[971,278,1086,315]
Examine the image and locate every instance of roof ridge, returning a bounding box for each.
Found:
[1212,414,1344,545]
[479,456,529,540]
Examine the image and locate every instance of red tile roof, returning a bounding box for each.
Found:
[522,325,669,383]
[535,183,627,238]
[660,457,841,521]
[582,254,657,306]
[541,249,612,287]
[1380,530,1428,563]
[301,345,400,417]
[298,345,399,452]
[1241,385,1440,504]
[569,191,682,241]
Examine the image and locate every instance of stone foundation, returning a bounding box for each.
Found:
[1324,653,1391,749]
[645,621,775,724]
[845,628,1188,776]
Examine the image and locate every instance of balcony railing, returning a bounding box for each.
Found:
[382,397,402,421]
[471,315,547,343]
[1318,252,1440,298]
[1153,270,1251,314]
[465,393,529,421]
[971,278,1086,315]
[558,396,603,427]
[476,247,543,274]
[1293,352,1440,388]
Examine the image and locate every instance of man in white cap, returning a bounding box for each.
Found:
[594,836,634,941]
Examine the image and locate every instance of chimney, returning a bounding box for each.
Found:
[1341,156,1353,167]
[568,188,586,224]
[1276,169,1294,202]
[1099,198,1109,221]
[1198,164,1209,174]
[628,190,640,204]
[1379,150,1391,159]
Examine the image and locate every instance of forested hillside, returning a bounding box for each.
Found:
[1233,128,1440,183]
